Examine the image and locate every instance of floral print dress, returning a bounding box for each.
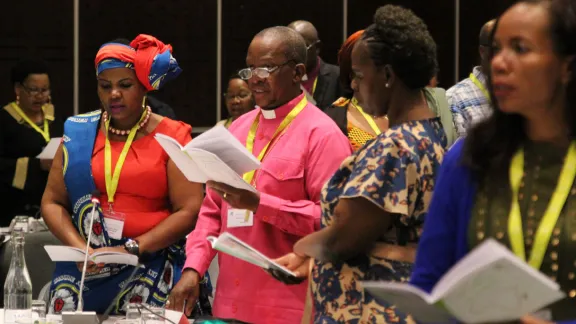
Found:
[310,118,446,323]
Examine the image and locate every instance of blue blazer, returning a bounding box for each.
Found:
[409,139,575,324]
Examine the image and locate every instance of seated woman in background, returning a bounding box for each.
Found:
[41,34,212,316]
[0,59,63,226]
[324,30,389,151]
[411,0,576,322]
[272,5,446,323]
[216,72,254,128]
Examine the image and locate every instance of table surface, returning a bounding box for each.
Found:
[0,309,194,323]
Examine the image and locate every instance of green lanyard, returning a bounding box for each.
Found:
[469,73,490,100]
[508,143,576,269]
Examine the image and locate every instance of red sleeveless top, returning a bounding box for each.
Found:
[91,118,192,238]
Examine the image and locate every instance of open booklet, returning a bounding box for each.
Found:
[362,239,565,324]
[44,245,139,266]
[37,137,62,159]
[207,232,297,278]
[155,125,260,193]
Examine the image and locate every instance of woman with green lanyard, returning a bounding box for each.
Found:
[0,58,63,226]
[411,0,576,322]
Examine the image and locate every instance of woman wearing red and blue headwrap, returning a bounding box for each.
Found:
[41,34,212,317]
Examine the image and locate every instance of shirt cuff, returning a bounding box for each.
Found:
[255,192,282,223]
[183,252,212,276]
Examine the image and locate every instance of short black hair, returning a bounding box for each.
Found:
[255,26,307,65]
[362,5,438,90]
[10,59,50,85]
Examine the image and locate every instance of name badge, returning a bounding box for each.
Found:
[227,209,254,228]
[102,210,126,240]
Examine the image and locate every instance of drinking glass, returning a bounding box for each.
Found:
[12,216,29,233]
[140,306,165,324]
[125,302,141,320]
[31,299,47,319]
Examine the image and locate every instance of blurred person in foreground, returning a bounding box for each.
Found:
[411,0,576,322]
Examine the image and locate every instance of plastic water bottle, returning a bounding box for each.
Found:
[3,228,32,323]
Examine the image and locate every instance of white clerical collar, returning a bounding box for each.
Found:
[259,107,276,119]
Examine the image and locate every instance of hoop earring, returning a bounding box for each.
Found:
[142,96,147,110]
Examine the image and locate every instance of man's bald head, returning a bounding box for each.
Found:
[287,20,321,73]
[479,19,496,46]
[254,26,307,65]
[288,20,319,44]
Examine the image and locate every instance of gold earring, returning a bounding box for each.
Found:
[142,96,147,110]
[16,95,20,106]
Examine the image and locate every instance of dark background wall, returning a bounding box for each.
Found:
[0,0,512,129]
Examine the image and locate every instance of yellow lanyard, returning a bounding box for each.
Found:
[224,118,233,128]
[11,102,50,142]
[243,96,308,185]
[311,77,318,95]
[508,142,576,269]
[104,110,147,207]
[469,73,490,100]
[351,97,381,135]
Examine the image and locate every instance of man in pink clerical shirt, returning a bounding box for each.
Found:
[167,27,352,323]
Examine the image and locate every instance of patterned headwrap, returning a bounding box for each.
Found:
[94,34,182,91]
[338,30,364,94]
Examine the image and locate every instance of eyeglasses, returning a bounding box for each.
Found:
[306,40,320,51]
[20,84,50,97]
[223,92,252,101]
[238,60,294,80]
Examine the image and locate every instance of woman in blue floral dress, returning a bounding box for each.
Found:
[272,5,448,323]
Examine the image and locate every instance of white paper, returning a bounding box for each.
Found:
[44,245,139,266]
[36,137,62,159]
[362,281,452,323]
[361,239,565,324]
[207,232,296,277]
[155,133,257,193]
[155,134,204,182]
[183,125,261,175]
